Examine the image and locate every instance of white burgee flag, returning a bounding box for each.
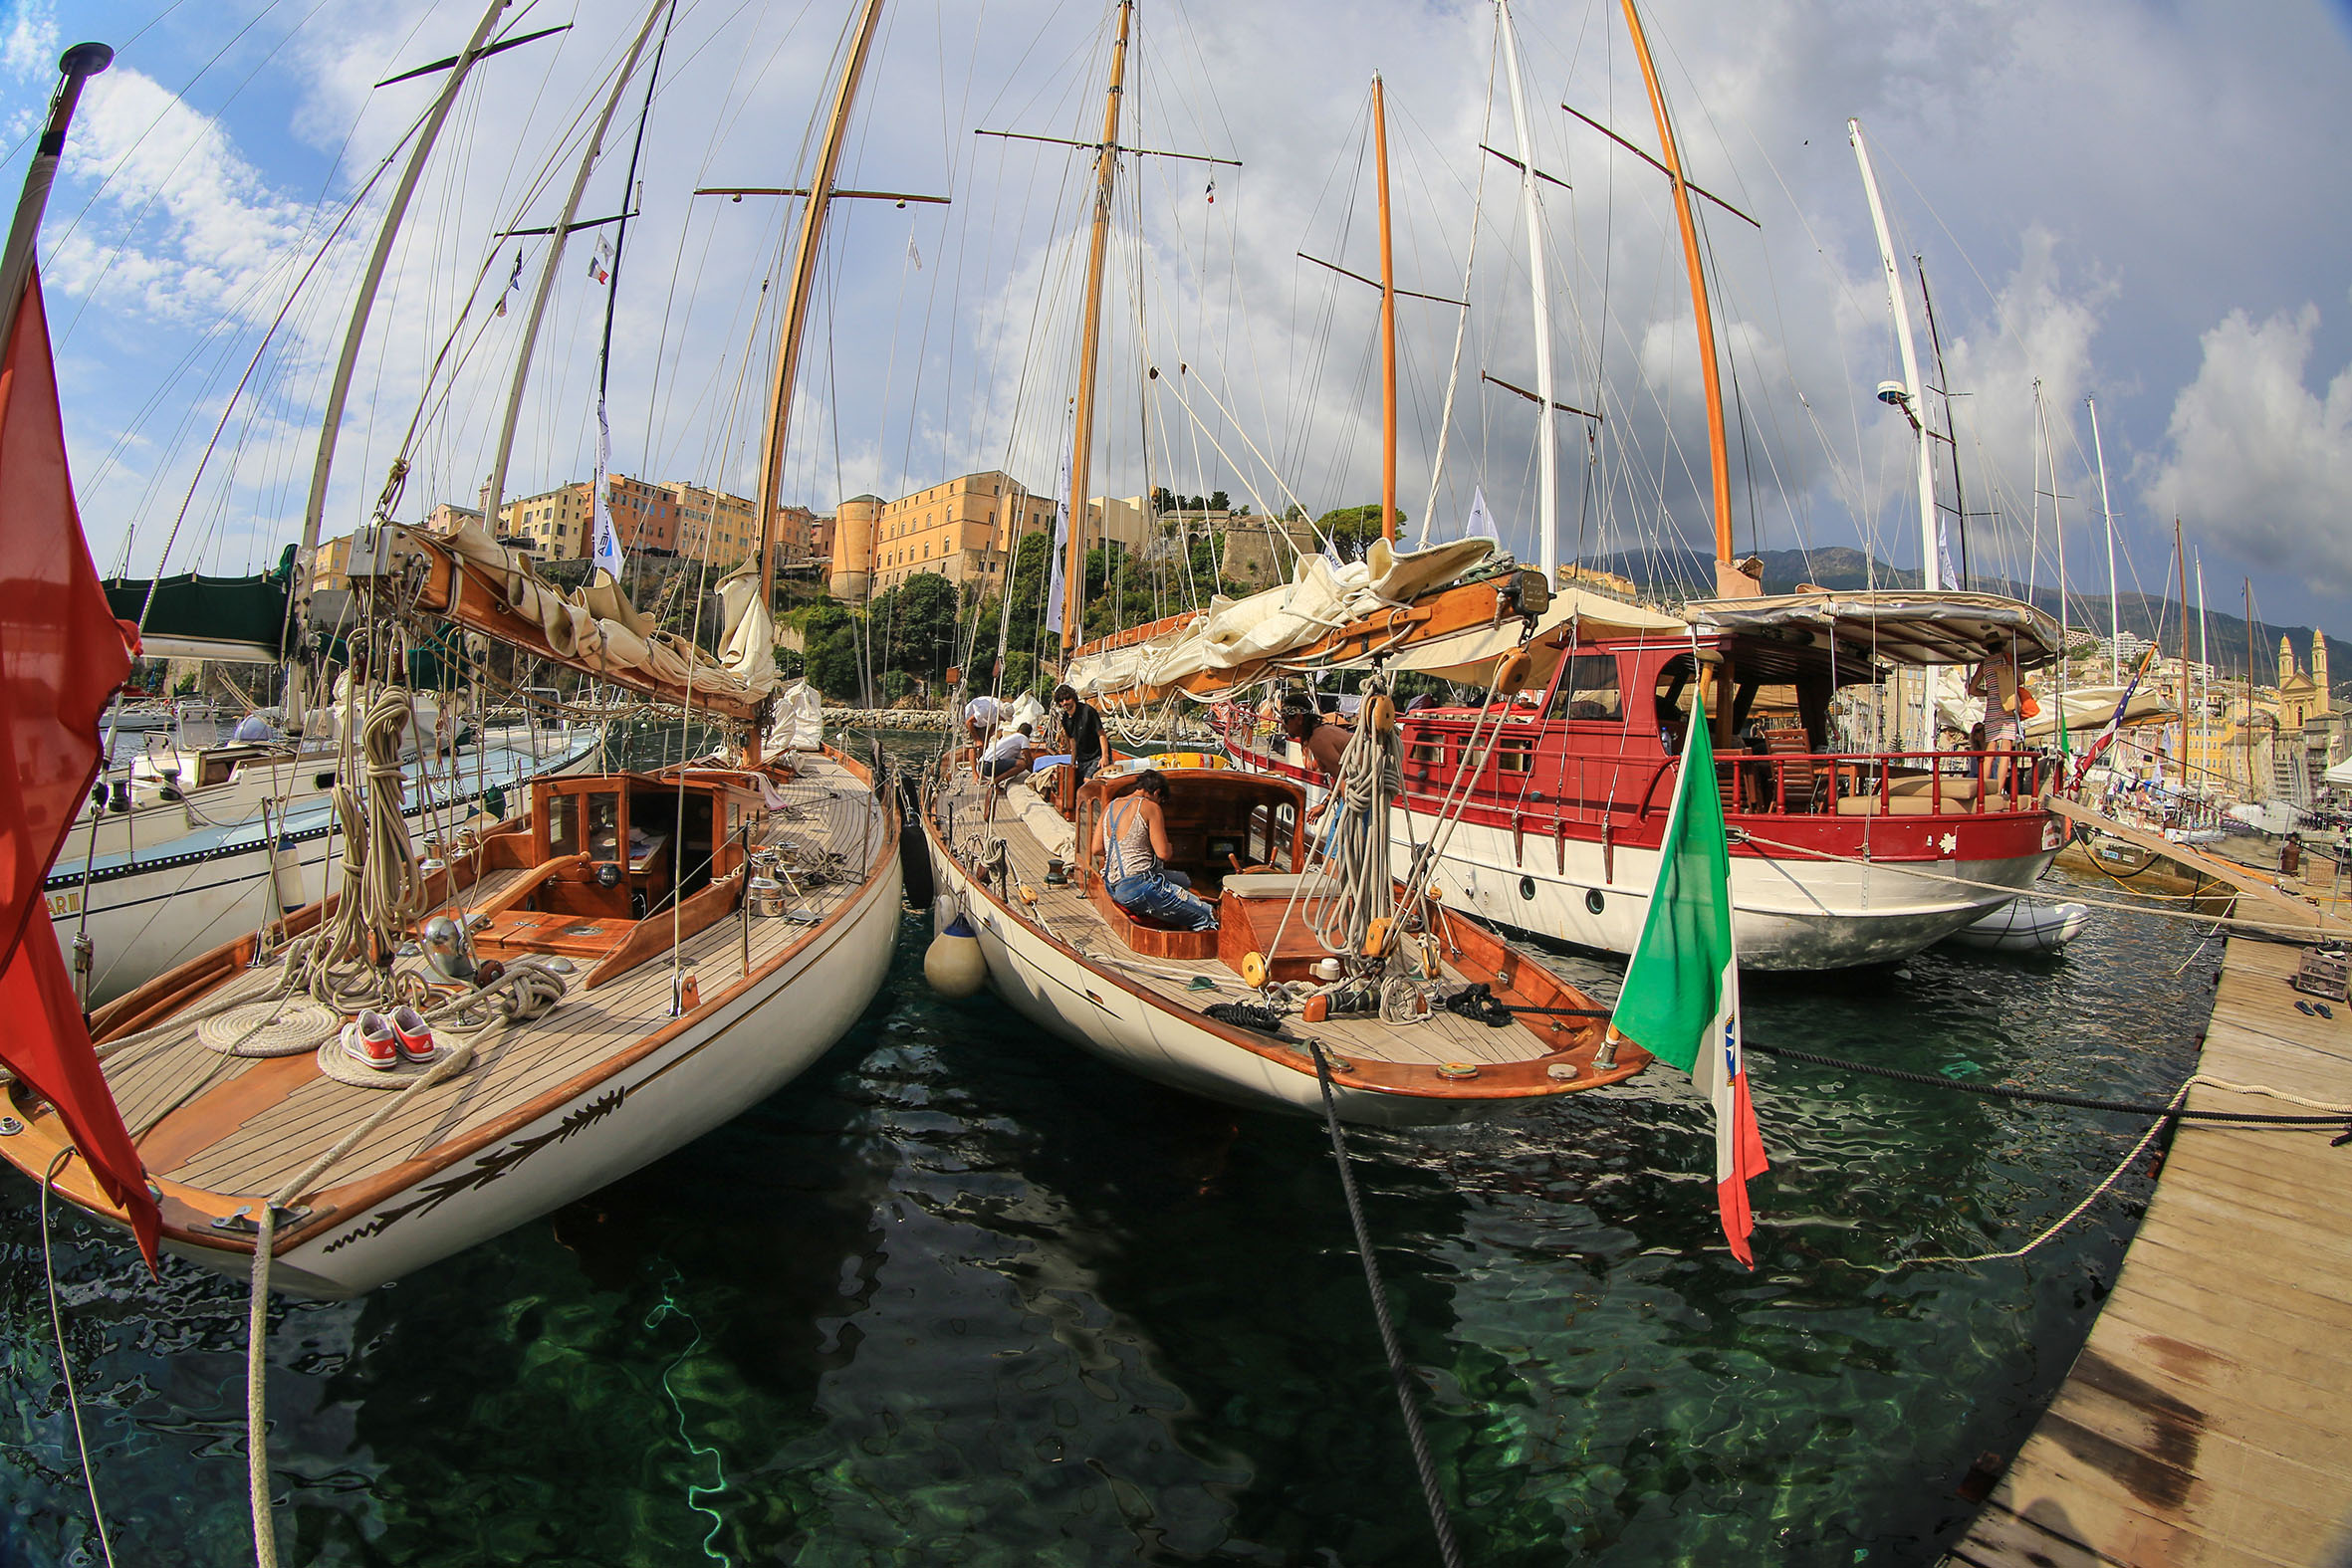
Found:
[1044,455,1071,636]
[591,398,624,580]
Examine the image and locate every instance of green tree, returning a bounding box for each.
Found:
[1207,489,1230,513]
[1315,503,1405,557]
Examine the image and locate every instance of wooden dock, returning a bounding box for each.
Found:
[2047,796,2352,939]
[1944,936,2352,1567]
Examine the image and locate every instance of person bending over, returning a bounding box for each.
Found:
[978,722,1034,784]
[963,693,1005,748]
[1281,694,1350,778]
[1095,770,1217,931]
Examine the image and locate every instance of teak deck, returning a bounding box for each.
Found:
[942,770,1615,1074]
[42,755,880,1232]
[1944,936,2352,1567]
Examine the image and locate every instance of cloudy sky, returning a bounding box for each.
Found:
[10,0,2352,640]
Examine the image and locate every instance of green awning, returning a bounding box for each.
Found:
[107,547,293,663]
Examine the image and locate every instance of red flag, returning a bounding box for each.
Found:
[0,274,156,1268]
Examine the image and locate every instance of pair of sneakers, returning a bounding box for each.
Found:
[342,1007,436,1070]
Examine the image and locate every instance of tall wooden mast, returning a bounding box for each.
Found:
[1374,74,1398,544]
[1619,0,1735,578]
[756,0,889,614]
[1061,0,1134,655]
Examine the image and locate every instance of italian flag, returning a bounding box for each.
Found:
[1606,707,1769,1267]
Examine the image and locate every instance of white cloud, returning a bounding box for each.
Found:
[2144,304,2352,599]
[47,65,317,328]
[4,1,57,82]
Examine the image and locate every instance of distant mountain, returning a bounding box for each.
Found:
[1574,548,2347,689]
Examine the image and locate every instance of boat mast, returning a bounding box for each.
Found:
[1914,255,1966,588]
[755,0,889,616]
[291,0,507,729]
[1621,0,1733,578]
[1847,119,1937,595]
[0,42,111,328]
[2244,576,2255,795]
[2087,392,2120,686]
[483,0,674,548]
[2195,547,2209,784]
[2175,517,2188,789]
[1060,0,1134,655]
[1496,0,1554,579]
[1374,74,1398,544]
[2038,380,2071,753]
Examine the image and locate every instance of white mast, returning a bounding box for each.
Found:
[291,0,508,735]
[1849,119,1937,593]
[2196,547,2209,780]
[483,0,673,546]
[1850,117,1938,750]
[299,0,508,556]
[2087,392,2120,686]
[1496,0,1557,585]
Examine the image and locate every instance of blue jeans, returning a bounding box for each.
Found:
[1110,867,1218,930]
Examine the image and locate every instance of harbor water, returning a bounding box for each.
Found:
[0,738,2218,1564]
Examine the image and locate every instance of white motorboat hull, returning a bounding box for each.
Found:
[161,827,901,1298]
[1940,900,2091,955]
[1401,811,2061,971]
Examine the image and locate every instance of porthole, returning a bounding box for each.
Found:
[1519,875,1535,901]
[1585,888,1605,915]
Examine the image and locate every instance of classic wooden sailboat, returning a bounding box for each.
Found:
[2,0,900,1298]
[924,42,1648,1123]
[1203,2,2072,971]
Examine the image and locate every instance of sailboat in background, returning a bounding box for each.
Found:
[927,34,1651,1122]
[2,0,900,1299]
[1213,1,2073,972]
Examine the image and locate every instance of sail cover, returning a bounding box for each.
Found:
[104,555,293,663]
[1064,536,1498,700]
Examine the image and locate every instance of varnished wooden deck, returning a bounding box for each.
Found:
[939,771,1569,1068]
[93,754,885,1210]
[1945,936,2352,1567]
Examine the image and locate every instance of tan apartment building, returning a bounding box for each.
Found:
[834,470,1059,599]
[500,482,593,560]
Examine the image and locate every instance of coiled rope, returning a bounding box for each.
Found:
[1307,1040,1465,1568]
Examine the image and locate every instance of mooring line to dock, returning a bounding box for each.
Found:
[40,1149,122,1568]
[1307,1040,1465,1568]
[1745,1041,2352,1126]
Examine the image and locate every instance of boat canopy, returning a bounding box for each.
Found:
[1385,586,1684,689]
[1684,589,2064,671]
[106,546,296,664]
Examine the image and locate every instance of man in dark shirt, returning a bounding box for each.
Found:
[1054,684,1105,783]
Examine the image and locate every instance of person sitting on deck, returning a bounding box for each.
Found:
[977,723,1034,784]
[1281,694,1350,779]
[1097,770,1217,931]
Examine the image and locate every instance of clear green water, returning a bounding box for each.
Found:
[1,771,2217,1564]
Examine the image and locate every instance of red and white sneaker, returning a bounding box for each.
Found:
[342,1010,398,1071]
[387,1005,436,1064]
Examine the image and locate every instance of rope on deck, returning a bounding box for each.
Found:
[1307,1039,1465,1568]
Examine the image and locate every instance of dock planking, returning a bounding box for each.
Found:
[1944,936,2352,1567]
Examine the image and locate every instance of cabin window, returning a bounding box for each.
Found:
[548,793,583,859]
[585,791,622,861]
[1496,734,1536,775]
[1406,736,1447,769]
[1546,654,1622,722]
